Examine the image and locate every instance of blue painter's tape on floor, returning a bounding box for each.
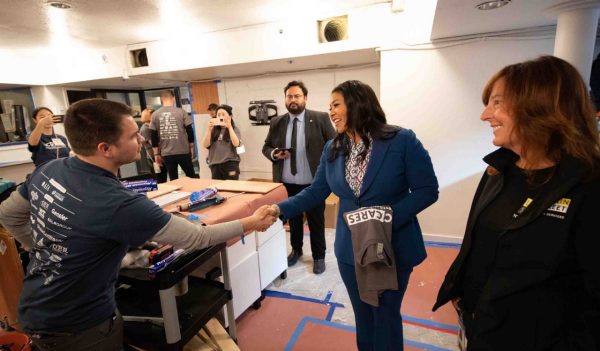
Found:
[402,314,460,332]
[263,289,345,308]
[284,317,454,351]
[325,304,337,321]
[424,241,462,249]
[404,339,455,351]
[283,316,354,351]
[324,290,333,303]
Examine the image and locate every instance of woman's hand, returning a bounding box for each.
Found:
[241,205,278,232]
[224,114,233,129]
[451,297,462,313]
[207,118,216,130]
[36,114,54,130]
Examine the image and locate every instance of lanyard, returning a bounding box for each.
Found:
[512,197,533,219]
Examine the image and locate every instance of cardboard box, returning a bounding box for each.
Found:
[247,178,274,183]
[0,227,24,328]
[324,193,340,229]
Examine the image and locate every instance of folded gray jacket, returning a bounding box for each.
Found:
[344,206,398,306]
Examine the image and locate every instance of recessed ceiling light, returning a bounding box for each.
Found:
[48,1,72,9]
[476,0,511,11]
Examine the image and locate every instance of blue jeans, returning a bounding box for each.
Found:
[338,261,412,351]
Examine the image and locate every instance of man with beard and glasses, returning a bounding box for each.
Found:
[262,80,336,274]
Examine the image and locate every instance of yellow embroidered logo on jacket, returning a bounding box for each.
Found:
[547,198,571,214]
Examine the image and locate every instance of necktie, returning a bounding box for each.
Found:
[291,117,298,175]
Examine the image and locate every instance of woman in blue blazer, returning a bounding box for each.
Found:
[272,80,439,350]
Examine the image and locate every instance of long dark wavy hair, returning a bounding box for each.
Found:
[210,104,236,143]
[328,80,399,161]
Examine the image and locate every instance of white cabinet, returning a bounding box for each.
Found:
[224,232,261,320]
[257,227,287,289]
[223,220,287,321]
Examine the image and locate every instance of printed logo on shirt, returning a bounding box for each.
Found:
[43,140,63,150]
[547,198,571,214]
[345,207,392,226]
[542,198,571,220]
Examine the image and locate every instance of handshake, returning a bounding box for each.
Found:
[242,204,281,232]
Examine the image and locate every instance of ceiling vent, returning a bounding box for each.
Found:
[129,48,149,68]
[318,15,348,43]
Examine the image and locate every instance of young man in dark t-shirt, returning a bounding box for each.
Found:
[0,98,277,351]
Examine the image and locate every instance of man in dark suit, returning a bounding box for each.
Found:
[262,81,336,274]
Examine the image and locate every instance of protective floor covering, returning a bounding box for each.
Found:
[236,295,330,351]
[401,243,461,334]
[234,229,462,351]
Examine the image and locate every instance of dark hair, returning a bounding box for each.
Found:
[64,98,133,156]
[210,104,236,143]
[216,104,233,116]
[482,55,600,174]
[32,107,53,120]
[284,81,308,97]
[329,80,399,161]
[160,89,175,99]
[207,103,218,111]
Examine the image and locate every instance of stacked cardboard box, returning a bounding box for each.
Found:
[0,227,24,329]
[325,193,340,229]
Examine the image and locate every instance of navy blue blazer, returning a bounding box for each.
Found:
[278,128,439,267]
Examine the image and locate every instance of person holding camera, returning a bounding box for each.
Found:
[27,107,70,168]
[202,104,242,180]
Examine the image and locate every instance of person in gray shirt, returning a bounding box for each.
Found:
[140,108,167,182]
[150,90,196,180]
[202,104,242,180]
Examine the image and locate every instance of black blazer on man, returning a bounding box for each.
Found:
[262,109,335,183]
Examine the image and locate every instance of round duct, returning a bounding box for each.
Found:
[318,15,348,43]
[324,19,347,42]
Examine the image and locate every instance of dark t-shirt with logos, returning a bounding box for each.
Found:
[17,157,170,333]
[27,133,70,167]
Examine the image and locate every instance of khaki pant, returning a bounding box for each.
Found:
[30,312,123,351]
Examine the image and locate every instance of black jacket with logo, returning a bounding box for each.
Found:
[433,148,600,351]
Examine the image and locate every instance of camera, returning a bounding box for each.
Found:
[213,117,225,126]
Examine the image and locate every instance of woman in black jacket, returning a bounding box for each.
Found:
[434,56,600,350]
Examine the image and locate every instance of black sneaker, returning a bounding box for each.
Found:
[287,250,302,266]
[313,259,326,274]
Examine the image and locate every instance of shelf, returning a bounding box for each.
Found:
[116,276,231,351]
[118,243,225,290]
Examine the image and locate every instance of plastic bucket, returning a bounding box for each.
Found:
[0,331,31,351]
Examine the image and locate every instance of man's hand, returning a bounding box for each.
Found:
[155,155,163,166]
[250,205,277,231]
[273,148,290,160]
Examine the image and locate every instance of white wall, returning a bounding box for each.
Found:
[197,65,380,180]
[30,86,69,115]
[380,37,555,240]
[0,1,424,86]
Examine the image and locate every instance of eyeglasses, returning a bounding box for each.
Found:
[285,94,304,100]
